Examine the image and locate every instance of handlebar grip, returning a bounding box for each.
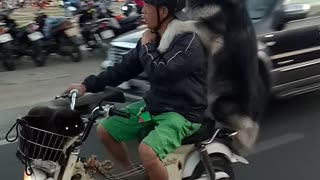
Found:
[109,108,130,119]
[70,89,79,95]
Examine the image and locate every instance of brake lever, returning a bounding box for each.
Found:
[54,94,68,100]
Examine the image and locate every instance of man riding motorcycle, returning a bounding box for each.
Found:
[64,0,208,179]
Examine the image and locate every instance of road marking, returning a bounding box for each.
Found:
[242,133,305,156]
[0,139,16,146]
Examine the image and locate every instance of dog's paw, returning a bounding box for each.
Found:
[228,115,259,149]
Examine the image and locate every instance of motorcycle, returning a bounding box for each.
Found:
[1,9,47,67]
[0,22,15,70]
[11,21,48,67]
[79,10,142,51]
[6,87,249,180]
[122,0,143,16]
[35,13,82,62]
[121,3,137,17]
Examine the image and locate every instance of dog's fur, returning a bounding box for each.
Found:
[22,106,84,162]
[157,0,268,149]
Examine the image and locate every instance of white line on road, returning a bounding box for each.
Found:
[0,139,16,146]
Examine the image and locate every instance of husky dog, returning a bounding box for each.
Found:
[157,0,268,149]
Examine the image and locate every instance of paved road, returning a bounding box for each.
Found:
[2,86,320,179]
[1,44,320,179]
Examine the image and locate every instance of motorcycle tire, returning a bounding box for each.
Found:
[32,40,47,67]
[185,155,235,180]
[70,43,82,62]
[1,42,16,71]
[61,36,82,62]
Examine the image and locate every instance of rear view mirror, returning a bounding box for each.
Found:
[284,3,310,22]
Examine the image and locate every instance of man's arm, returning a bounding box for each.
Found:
[139,32,205,83]
[82,42,143,93]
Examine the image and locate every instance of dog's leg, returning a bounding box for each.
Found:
[227,114,259,149]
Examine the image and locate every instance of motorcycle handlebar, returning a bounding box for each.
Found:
[54,89,78,110]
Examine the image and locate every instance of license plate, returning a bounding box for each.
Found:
[65,27,78,37]
[27,31,44,41]
[100,30,115,39]
[0,33,13,43]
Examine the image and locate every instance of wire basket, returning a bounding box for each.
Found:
[17,122,74,163]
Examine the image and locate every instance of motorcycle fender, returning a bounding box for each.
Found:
[182,142,249,178]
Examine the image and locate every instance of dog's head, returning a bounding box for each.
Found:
[25,106,55,129]
[53,108,85,137]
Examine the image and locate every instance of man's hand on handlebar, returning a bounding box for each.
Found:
[63,83,87,97]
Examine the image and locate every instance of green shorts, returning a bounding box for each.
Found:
[100,100,201,160]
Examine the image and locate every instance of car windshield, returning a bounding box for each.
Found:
[246,0,278,21]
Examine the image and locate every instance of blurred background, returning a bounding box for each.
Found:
[1,0,320,179]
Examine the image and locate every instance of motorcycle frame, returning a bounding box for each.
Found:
[28,137,248,180]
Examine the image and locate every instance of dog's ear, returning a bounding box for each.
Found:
[25,106,55,128]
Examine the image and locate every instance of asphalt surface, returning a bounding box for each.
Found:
[1,4,320,177]
[2,75,320,180]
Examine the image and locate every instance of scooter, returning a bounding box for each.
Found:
[11,21,47,67]
[0,22,15,70]
[1,8,47,67]
[35,13,82,62]
[79,10,142,52]
[121,3,137,17]
[7,87,249,180]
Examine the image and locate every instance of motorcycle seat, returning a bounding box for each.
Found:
[137,118,217,145]
[18,21,36,29]
[96,18,110,23]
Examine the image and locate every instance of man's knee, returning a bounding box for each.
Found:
[138,143,159,165]
[97,124,114,144]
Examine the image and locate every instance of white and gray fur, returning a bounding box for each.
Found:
[157,0,261,149]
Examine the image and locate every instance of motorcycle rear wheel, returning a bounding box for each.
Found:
[1,42,16,71]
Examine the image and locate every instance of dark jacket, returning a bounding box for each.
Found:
[82,32,208,123]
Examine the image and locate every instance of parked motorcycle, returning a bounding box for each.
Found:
[122,0,143,16]
[79,9,142,51]
[35,13,82,62]
[11,21,47,67]
[121,2,137,17]
[0,22,15,70]
[1,9,47,67]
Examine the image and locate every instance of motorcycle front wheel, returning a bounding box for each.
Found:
[31,40,47,67]
[185,155,235,180]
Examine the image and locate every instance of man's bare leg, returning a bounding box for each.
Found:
[97,124,131,168]
[139,143,168,180]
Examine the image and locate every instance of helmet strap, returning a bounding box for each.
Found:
[152,6,170,33]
